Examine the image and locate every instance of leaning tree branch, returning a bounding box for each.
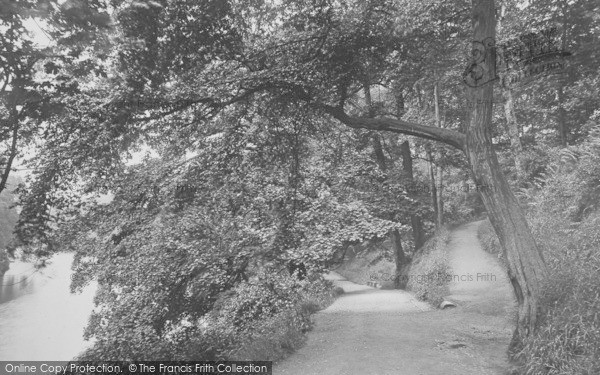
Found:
[320,104,466,150]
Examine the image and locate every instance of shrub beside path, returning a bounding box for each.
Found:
[274,221,516,375]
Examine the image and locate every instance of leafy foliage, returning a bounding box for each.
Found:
[494,126,600,374]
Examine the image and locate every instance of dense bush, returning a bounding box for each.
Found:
[171,275,337,361]
[223,277,338,361]
[405,227,451,306]
[79,273,337,361]
[514,127,600,374]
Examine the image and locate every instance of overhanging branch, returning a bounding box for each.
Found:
[321,105,466,150]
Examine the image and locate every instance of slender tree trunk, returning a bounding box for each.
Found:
[392,228,408,289]
[433,82,444,227]
[400,141,414,178]
[400,140,425,250]
[426,147,439,228]
[372,133,387,171]
[466,0,548,343]
[436,163,444,227]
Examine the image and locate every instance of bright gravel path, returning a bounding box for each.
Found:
[274,221,516,375]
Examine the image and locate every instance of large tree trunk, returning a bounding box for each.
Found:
[465,0,548,342]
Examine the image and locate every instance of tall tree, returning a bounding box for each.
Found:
[433,81,444,227]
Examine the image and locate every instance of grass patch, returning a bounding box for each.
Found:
[405,227,452,307]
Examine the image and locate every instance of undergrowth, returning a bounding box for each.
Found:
[405,227,452,307]
[510,125,600,374]
[223,276,340,362]
[79,274,340,362]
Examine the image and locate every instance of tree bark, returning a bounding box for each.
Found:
[400,141,414,179]
[498,2,523,176]
[392,228,408,289]
[372,133,387,171]
[502,86,523,175]
[436,163,444,227]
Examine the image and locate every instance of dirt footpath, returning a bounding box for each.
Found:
[274,221,516,375]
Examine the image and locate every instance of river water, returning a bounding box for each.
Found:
[0,253,96,360]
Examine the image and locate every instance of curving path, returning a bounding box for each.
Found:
[274,221,516,375]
